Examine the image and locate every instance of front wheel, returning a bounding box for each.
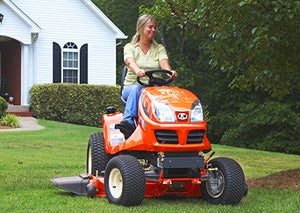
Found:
[104,155,145,206]
[87,132,112,175]
[201,157,247,205]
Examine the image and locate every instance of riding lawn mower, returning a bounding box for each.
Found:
[51,69,248,206]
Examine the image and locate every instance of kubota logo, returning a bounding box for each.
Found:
[178,113,188,120]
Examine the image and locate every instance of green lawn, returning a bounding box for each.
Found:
[0,119,299,213]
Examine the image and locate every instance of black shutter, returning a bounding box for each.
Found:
[53,42,61,83]
[80,44,88,84]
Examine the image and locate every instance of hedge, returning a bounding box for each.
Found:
[0,96,8,117]
[30,84,124,127]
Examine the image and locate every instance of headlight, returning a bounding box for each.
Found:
[190,100,204,122]
[152,100,176,122]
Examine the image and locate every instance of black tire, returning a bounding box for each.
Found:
[201,157,247,205]
[104,155,145,206]
[86,132,112,176]
[86,183,96,198]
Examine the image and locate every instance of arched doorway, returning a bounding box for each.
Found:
[0,37,21,105]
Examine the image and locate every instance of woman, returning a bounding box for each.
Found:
[116,14,177,139]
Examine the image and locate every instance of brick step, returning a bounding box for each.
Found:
[5,105,33,117]
[6,111,33,117]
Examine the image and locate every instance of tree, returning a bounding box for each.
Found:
[202,0,300,100]
[142,0,299,100]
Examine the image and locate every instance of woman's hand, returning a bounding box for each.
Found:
[170,70,177,79]
[137,69,146,77]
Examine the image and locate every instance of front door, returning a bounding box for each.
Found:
[0,37,21,105]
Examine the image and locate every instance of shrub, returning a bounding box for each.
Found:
[1,113,20,127]
[30,83,124,127]
[0,96,8,117]
[219,101,300,154]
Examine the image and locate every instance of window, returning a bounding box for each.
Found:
[53,42,88,84]
[62,42,79,83]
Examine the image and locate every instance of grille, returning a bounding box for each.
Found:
[155,130,204,144]
[187,130,204,144]
[155,130,178,144]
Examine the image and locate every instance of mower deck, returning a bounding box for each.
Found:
[50,173,89,196]
[51,172,204,198]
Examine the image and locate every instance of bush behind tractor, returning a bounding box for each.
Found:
[51,69,248,206]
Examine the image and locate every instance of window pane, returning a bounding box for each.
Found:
[63,69,78,83]
[63,51,78,68]
[68,52,73,60]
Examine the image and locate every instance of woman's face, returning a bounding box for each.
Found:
[141,20,156,40]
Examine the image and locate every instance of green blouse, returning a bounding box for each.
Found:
[123,41,168,87]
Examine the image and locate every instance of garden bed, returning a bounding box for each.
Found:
[247,169,300,190]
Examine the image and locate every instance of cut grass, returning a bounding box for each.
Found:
[0,119,299,212]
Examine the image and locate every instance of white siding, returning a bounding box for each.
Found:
[13,0,122,85]
[0,3,33,44]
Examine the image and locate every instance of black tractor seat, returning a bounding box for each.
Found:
[120,66,128,105]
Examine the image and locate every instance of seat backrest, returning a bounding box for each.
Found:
[120,66,128,105]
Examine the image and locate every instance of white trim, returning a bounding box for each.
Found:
[21,44,30,105]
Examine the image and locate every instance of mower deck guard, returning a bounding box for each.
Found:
[50,174,89,195]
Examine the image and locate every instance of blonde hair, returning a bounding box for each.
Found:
[131,14,157,44]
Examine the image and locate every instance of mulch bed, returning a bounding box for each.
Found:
[0,125,15,130]
[246,169,300,190]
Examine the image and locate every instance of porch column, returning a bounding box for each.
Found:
[21,44,30,105]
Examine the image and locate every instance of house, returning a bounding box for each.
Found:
[0,0,127,106]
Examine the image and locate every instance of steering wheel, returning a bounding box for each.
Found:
[137,69,174,87]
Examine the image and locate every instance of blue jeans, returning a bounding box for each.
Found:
[122,84,145,126]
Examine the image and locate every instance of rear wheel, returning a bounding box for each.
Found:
[87,132,112,175]
[201,157,247,205]
[105,155,145,206]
